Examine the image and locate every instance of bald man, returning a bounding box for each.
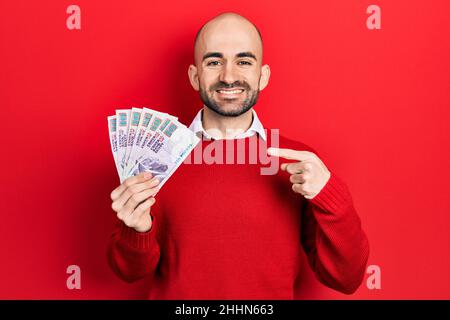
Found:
[107,13,369,299]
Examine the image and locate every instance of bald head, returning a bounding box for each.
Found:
[193,13,263,66]
[188,12,271,118]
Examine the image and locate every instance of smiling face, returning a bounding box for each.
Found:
[189,13,270,117]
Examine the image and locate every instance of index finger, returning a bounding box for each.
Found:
[110,172,153,200]
[267,147,314,161]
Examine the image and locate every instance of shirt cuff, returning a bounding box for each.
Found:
[117,216,157,250]
[309,172,353,215]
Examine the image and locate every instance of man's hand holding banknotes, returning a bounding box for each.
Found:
[107,107,200,232]
[110,172,159,233]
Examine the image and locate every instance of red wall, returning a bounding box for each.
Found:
[1,0,449,299]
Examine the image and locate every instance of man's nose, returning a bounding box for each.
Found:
[219,62,239,84]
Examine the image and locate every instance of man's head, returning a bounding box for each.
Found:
[188,13,271,117]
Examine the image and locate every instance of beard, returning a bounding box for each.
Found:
[199,80,260,117]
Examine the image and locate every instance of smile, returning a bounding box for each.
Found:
[216,89,245,95]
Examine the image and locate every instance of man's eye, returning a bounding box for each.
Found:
[238,61,252,66]
[206,61,221,66]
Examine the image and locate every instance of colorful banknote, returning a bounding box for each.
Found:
[107,108,200,188]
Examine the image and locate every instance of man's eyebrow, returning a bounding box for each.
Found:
[202,52,223,61]
[202,52,258,61]
[236,52,257,60]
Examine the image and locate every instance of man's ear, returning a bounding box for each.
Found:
[188,64,200,91]
[258,64,271,91]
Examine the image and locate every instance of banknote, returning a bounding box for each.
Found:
[108,107,199,189]
[122,108,178,181]
[122,107,142,179]
[127,118,199,189]
[115,109,131,180]
[107,115,120,175]
[121,108,153,179]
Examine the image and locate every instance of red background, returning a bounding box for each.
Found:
[1,0,449,299]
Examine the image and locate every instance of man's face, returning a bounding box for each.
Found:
[189,16,269,117]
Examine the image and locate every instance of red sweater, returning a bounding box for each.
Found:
[107,133,369,299]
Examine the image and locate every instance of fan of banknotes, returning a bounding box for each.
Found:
[107,108,200,189]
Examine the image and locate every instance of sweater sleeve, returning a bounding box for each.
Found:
[300,172,369,294]
[107,213,161,283]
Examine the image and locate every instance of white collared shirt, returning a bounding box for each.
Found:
[188,108,267,141]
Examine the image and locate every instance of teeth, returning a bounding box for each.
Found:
[218,90,243,94]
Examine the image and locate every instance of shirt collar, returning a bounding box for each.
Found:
[188,108,267,141]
